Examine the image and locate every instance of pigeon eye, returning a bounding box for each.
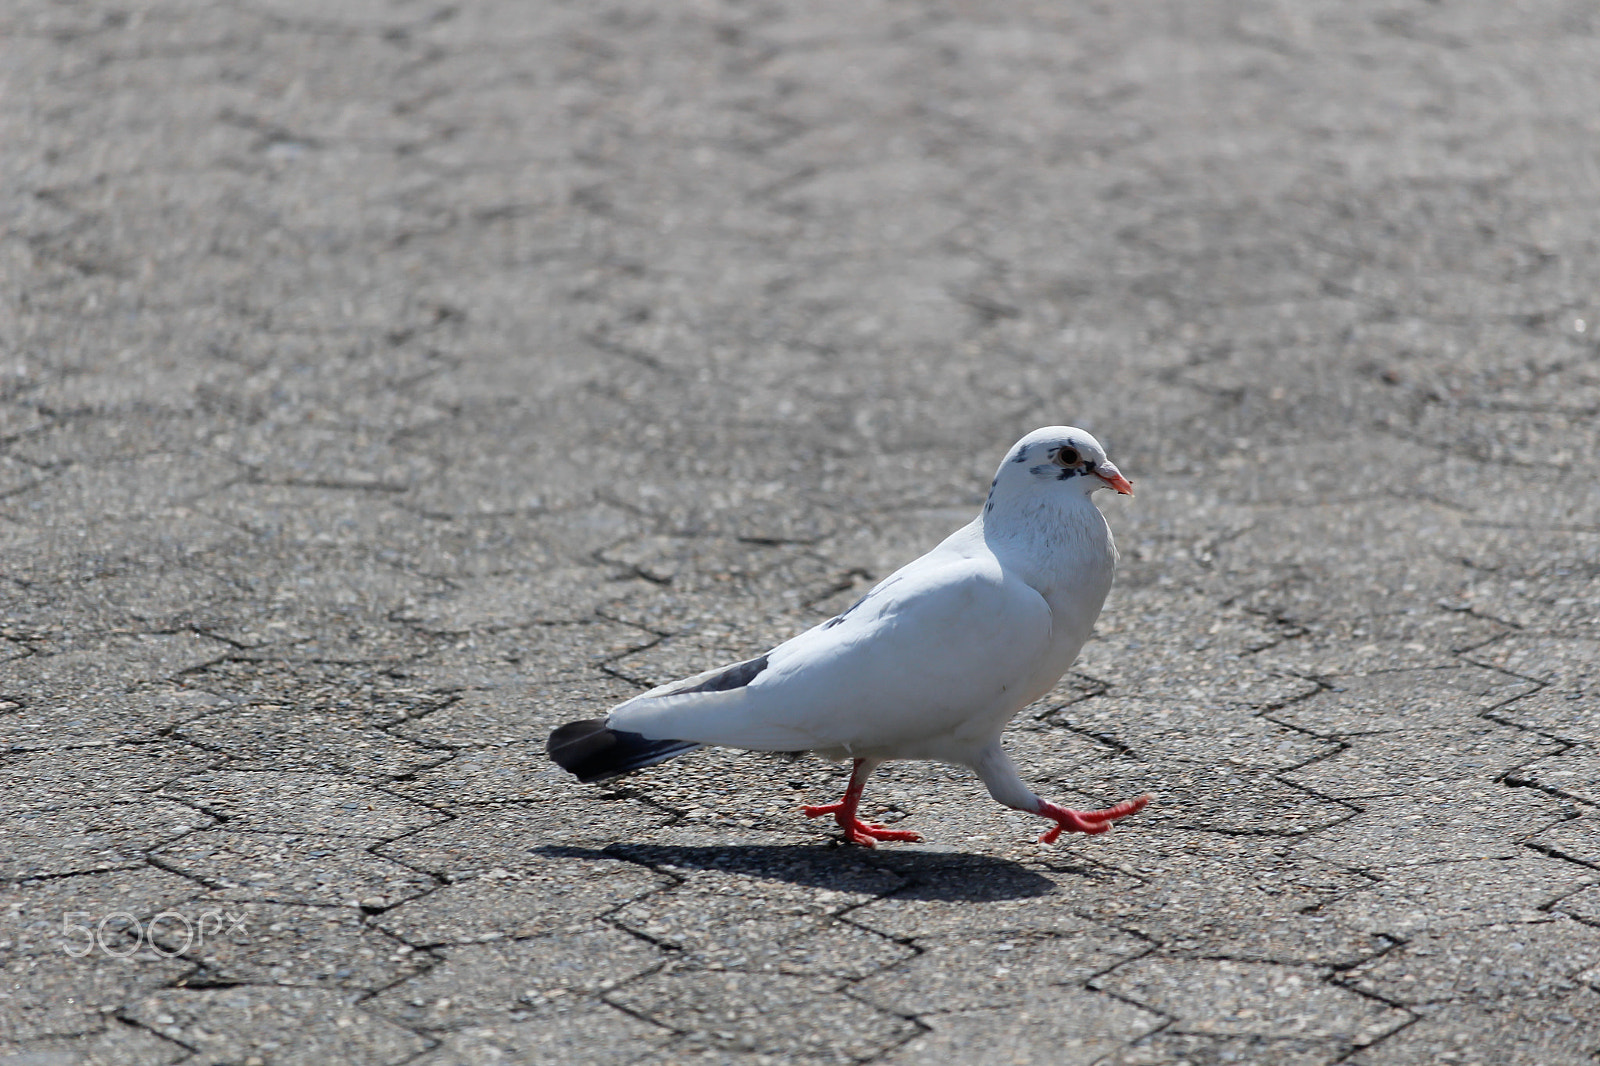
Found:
[1054,446,1081,467]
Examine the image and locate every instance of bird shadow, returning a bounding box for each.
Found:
[535,842,1069,902]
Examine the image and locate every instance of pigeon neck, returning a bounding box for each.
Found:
[983,478,1099,531]
[980,492,1113,584]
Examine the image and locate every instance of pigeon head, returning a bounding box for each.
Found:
[984,426,1133,517]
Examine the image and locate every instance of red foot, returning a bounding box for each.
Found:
[803,800,922,847]
[804,759,922,847]
[1035,793,1151,843]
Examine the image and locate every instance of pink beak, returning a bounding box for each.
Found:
[1095,461,1134,496]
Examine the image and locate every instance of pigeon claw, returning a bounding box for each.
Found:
[1034,793,1151,844]
[803,801,922,847]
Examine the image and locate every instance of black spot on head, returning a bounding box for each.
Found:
[1012,447,1030,463]
[1032,452,1092,481]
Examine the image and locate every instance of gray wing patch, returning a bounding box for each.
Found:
[823,593,869,628]
[822,572,901,629]
[674,653,769,693]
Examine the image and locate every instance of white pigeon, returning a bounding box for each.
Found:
[549,426,1149,846]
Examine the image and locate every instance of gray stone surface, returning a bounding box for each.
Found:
[4,0,1600,1062]
[1344,917,1600,1006]
[1093,957,1409,1044]
[1345,988,1600,1066]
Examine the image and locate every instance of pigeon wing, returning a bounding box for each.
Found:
[606,554,1053,755]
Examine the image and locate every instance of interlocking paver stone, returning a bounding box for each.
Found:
[880,988,1163,1066]
[1316,856,1598,937]
[1297,785,1570,866]
[390,678,641,748]
[1,867,199,957]
[1267,667,1538,736]
[0,744,221,812]
[607,968,920,1062]
[1057,697,1336,770]
[2,952,190,1045]
[1494,689,1600,745]
[123,986,429,1066]
[377,858,667,946]
[849,860,1132,941]
[0,1025,187,1066]
[149,830,436,907]
[1344,988,1600,1066]
[158,771,444,837]
[372,804,671,878]
[1470,636,1600,687]
[1553,883,1600,923]
[402,998,672,1066]
[1071,831,1385,967]
[1282,728,1560,800]
[1508,748,1600,807]
[176,704,441,778]
[3,803,211,882]
[1073,762,1350,836]
[768,921,916,980]
[1345,917,1600,1006]
[366,926,661,1030]
[1534,814,1600,867]
[1101,1033,1352,1066]
[0,643,236,748]
[385,743,581,807]
[148,899,424,990]
[1253,612,1511,678]
[611,880,852,967]
[1094,958,1409,1044]
[856,921,1148,1015]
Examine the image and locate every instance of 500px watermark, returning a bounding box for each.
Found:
[61,911,248,958]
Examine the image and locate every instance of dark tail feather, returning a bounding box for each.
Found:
[546,718,700,783]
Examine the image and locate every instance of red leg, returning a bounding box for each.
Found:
[803,758,922,847]
[1035,794,1151,843]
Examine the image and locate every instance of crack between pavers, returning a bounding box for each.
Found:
[140,850,235,894]
[0,861,153,891]
[1256,771,1366,830]
[379,749,459,779]
[851,1018,934,1066]
[1500,770,1597,810]
[593,970,705,1041]
[1079,966,1183,1028]
[144,792,231,828]
[1460,519,1600,535]
[1024,687,1110,726]
[1046,713,1139,758]
[1480,710,1576,747]
[1524,838,1600,875]
[108,1009,199,1058]
[1454,647,1557,690]
[1326,1013,1422,1064]
[592,606,674,641]
[1539,879,1600,921]
[1246,672,1332,719]
[800,566,876,613]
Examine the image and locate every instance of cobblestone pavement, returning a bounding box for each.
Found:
[3,1,1599,1063]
